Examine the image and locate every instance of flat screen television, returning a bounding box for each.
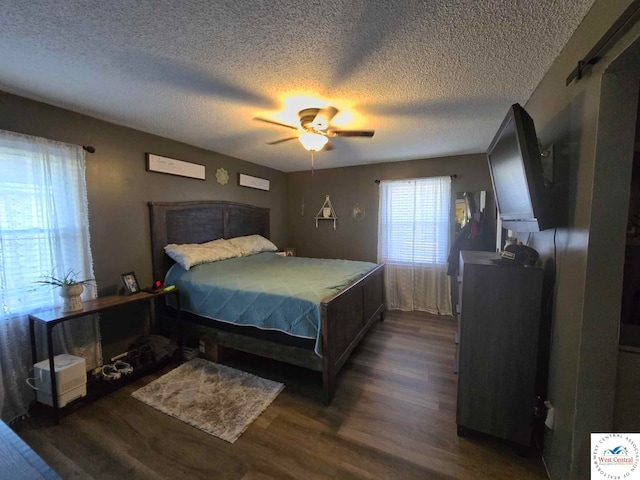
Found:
[486,103,560,233]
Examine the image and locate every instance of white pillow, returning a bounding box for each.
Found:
[164,238,239,270]
[227,234,278,257]
[201,238,242,257]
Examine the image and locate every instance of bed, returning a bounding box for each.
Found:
[148,200,385,403]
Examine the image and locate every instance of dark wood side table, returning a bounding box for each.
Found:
[28,289,180,421]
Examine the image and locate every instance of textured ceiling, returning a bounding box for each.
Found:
[0,0,595,172]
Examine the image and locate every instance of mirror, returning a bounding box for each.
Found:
[451,190,496,255]
[449,190,497,308]
[455,191,487,233]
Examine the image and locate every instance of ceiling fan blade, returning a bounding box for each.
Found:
[267,136,297,145]
[324,142,335,151]
[328,130,375,137]
[254,117,298,130]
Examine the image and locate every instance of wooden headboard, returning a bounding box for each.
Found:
[148,201,270,282]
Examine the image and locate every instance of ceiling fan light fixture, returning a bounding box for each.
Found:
[312,106,339,130]
[313,113,329,130]
[299,132,328,152]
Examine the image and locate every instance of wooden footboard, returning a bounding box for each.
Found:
[321,263,385,403]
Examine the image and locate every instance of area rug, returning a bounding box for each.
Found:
[131,358,284,443]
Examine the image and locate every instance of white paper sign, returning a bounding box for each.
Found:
[238,173,270,191]
[146,154,206,180]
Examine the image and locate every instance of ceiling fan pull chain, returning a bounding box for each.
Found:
[311,151,315,175]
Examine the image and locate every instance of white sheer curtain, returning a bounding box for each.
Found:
[0,129,101,423]
[378,176,452,315]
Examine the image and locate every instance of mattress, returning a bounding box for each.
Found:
[165,252,377,355]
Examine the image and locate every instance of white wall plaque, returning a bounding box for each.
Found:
[238,173,270,191]
[146,153,206,180]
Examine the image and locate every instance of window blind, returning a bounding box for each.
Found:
[377,176,451,265]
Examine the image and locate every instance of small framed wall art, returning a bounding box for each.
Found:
[146,153,206,180]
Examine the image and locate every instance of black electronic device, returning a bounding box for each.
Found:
[486,104,562,232]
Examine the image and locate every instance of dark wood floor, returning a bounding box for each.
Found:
[13,311,549,479]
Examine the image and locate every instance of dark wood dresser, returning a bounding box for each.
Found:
[456,250,543,446]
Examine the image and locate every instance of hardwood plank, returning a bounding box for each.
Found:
[13,311,548,479]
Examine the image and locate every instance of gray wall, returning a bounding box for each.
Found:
[0,91,288,292]
[522,0,640,478]
[287,153,491,262]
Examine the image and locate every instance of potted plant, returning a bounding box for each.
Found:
[35,269,95,312]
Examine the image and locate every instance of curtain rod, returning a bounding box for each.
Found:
[374,174,457,184]
[566,0,640,85]
[83,146,96,154]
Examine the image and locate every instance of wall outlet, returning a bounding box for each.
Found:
[198,339,205,354]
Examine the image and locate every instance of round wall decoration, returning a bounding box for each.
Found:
[352,203,365,221]
[216,167,229,185]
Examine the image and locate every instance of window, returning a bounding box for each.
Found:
[0,129,100,423]
[0,130,95,316]
[378,176,451,265]
[377,176,452,314]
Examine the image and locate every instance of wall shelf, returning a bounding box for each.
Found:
[315,195,337,230]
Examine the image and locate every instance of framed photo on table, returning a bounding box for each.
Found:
[120,271,140,295]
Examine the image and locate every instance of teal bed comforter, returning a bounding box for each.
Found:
[165,252,377,355]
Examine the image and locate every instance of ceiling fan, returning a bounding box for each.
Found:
[254,107,375,153]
